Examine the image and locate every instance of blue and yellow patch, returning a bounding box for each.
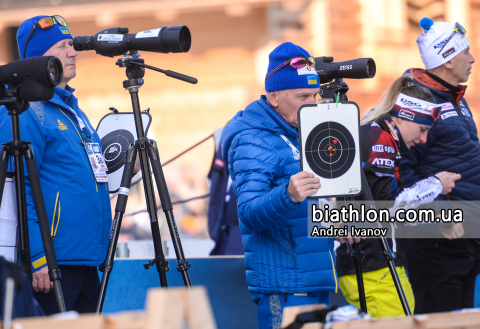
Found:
[307,75,318,85]
[59,26,71,35]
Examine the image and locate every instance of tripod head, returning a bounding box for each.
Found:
[0,85,31,115]
[320,78,349,102]
[116,50,197,86]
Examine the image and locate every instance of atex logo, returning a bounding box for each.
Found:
[400,98,422,108]
[372,158,394,167]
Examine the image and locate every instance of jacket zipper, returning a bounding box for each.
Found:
[51,191,61,239]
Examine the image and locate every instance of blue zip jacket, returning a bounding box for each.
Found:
[402,69,480,201]
[221,96,337,294]
[402,69,480,237]
[0,86,111,272]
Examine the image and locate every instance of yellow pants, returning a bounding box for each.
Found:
[339,266,415,318]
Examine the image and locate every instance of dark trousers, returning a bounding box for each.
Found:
[407,238,480,314]
[33,265,100,315]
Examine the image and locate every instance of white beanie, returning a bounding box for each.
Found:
[416,17,469,70]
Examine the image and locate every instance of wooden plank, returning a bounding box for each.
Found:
[145,288,184,329]
[10,314,113,329]
[184,287,217,329]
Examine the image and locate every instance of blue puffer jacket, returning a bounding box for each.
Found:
[0,86,111,272]
[221,96,337,294]
[402,69,480,202]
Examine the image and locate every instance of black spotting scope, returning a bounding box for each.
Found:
[0,56,63,102]
[315,57,376,83]
[73,26,191,58]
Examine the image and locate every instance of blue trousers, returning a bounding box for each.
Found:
[252,291,330,329]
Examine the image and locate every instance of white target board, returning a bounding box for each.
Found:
[96,111,152,193]
[299,102,361,198]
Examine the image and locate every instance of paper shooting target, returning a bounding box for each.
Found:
[299,102,361,198]
[101,129,135,174]
[96,111,151,193]
[305,121,356,179]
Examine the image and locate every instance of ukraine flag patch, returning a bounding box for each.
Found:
[307,75,318,85]
[59,26,71,35]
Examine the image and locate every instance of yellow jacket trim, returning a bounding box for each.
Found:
[32,256,47,269]
[51,192,60,237]
[54,203,61,237]
[329,250,338,293]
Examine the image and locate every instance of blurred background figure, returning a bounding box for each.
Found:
[207,127,243,255]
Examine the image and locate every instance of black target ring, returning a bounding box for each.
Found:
[101,129,135,174]
[305,121,356,179]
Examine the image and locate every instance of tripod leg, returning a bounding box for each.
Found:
[134,138,170,286]
[11,145,32,279]
[0,146,9,203]
[359,171,411,315]
[147,140,192,287]
[378,237,412,316]
[348,243,367,313]
[96,144,137,314]
[24,146,66,313]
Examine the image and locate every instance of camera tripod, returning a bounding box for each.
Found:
[0,85,66,313]
[96,52,196,313]
[327,81,411,316]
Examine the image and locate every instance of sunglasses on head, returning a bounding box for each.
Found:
[23,15,67,59]
[265,56,315,80]
[436,22,466,55]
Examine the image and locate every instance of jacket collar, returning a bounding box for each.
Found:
[50,85,77,110]
[378,114,408,152]
[410,68,467,105]
[245,95,299,138]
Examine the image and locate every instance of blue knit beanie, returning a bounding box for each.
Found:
[265,42,319,92]
[17,15,73,59]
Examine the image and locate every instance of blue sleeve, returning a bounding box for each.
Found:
[400,128,435,187]
[229,133,299,233]
[21,109,48,272]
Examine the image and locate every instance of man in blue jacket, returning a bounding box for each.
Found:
[0,15,112,314]
[221,42,338,329]
[402,18,480,313]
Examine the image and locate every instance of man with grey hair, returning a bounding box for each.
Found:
[402,17,480,314]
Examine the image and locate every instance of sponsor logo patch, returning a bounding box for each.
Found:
[417,191,435,201]
[460,108,471,117]
[372,144,395,153]
[372,158,395,168]
[58,119,68,130]
[433,37,449,49]
[400,98,422,108]
[441,102,454,111]
[441,111,458,120]
[375,172,395,178]
[398,110,415,121]
[442,47,455,58]
[297,65,316,75]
